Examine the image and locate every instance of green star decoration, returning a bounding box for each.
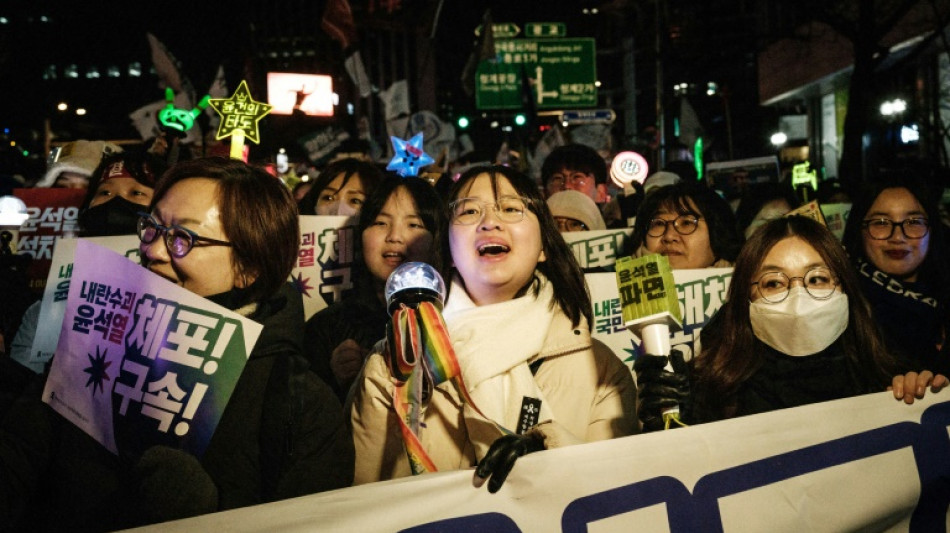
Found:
[208,80,273,144]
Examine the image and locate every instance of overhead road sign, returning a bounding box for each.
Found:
[561,109,616,125]
[476,23,521,39]
[525,22,566,38]
[476,38,597,110]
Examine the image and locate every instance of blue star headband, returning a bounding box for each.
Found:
[386,133,434,177]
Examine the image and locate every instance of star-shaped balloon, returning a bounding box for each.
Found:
[208,80,273,144]
[386,133,434,177]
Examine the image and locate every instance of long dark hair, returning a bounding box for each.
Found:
[691,216,897,422]
[842,173,948,296]
[352,174,446,299]
[631,181,743,264]
[149,157,299,305]
[442,165,592,327]
[298,158,383,215]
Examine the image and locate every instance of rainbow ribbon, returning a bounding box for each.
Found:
[386,301,508,475]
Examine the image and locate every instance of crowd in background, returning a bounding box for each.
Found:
[0,132,948,530]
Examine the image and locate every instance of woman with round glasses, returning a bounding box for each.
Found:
[842,174,950,375]
[0,158,354,531]
[630,181,742,269]
[635,216,945,428]
[351,165,636,492]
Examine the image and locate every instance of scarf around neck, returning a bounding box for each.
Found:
[442,272,558,454]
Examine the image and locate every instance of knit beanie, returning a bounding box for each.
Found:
[546,190,607,231]
[643,170,682,194]
[37,140,123,187]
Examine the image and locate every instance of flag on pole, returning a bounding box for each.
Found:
[344,51,373,98]
[146,33,195,107]
[321,0,358,50]
[205,65,229,130]
[460,9,496,97]
[322,0,372,97]
[678,97,703,149]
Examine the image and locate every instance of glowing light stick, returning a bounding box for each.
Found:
[208,80,273,161]
[387,133,434,177]
[610,151,649,188]
[158,88,211,135]
[615,253,686,428]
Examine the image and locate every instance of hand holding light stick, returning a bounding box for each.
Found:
[615,254,686,426]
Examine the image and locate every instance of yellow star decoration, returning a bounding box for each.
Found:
[208,80,273,144]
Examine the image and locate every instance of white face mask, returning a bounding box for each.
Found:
[749,287,849,356]
[317,200,359,217]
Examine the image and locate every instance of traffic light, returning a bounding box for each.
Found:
[457,115,470,129]
[514,113,527,126]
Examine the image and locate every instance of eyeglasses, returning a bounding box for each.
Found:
[449,196,530,225]
[646,215,702,237]
[547,172,592,191]
[862,217,929,240]
[137,213,232,259]
[751,267,838,304]
[554,217,588,232]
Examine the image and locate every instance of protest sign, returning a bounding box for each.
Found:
[292,214,358,320]
[586,268,733,368]
[13,187,85,293]
[129,391,950,532]
[44,240,262,457]
[28,235,140,373]
[821,202,852,241]
[561,228,632,270]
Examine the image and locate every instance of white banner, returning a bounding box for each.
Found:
[126,391,950,532]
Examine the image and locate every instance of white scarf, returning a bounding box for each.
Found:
[442,273,557,452]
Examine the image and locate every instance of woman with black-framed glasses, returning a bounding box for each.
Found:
[0,157,354,531]
[630,181,743,269]
[843,173,950,376]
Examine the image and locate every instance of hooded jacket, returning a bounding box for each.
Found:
[350,284,637,484]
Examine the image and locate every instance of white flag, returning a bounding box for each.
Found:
[378,80,410,121]
[344,51,372,98]
[206,65,228,129]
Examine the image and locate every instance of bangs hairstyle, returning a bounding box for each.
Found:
[150,157,299,304]
[540,144,608,187]
[631,181,743,263]
[691,216,896,422]
[443,165,591,327]
[352,174,446,286]
[842,173,948,293]
[298,158,383,215]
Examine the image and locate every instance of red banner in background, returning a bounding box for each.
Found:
[13,187,86,294]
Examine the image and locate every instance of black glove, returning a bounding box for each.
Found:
[634,350,690,432]
[474,431,546,493]
[133,446,219,523]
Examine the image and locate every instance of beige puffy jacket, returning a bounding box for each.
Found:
[350,305,638,484]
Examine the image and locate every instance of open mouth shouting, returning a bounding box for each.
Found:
[478,243,511,256]
[382,251,407,267]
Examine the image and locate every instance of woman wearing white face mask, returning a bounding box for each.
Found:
[635,216,946,429]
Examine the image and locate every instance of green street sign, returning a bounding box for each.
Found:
[525,22,566,38]
[475,22,521,39]
[475,38,597,110]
